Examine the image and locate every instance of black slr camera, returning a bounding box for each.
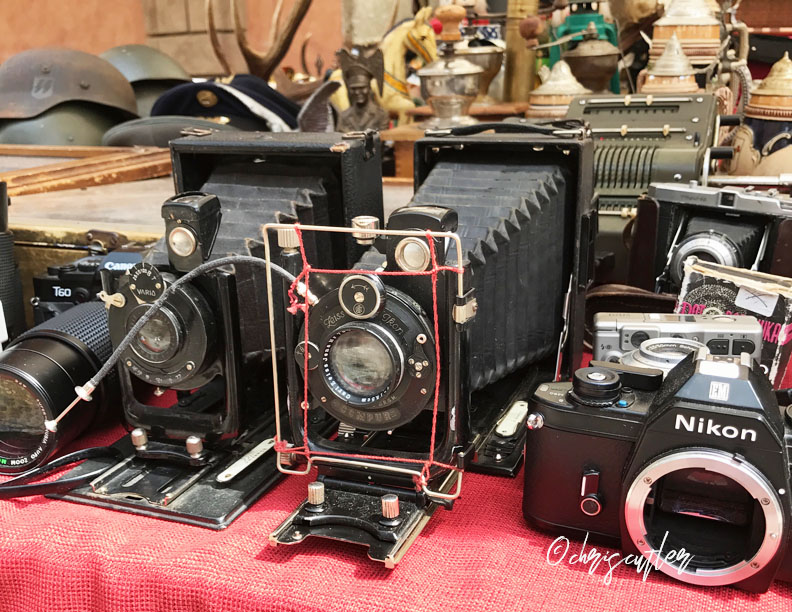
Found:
[629,181,792,293]
[270,123,596,565]
[31,251,143,324]
[523,350,792,592]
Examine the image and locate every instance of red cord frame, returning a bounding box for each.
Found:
[262,222,468,499]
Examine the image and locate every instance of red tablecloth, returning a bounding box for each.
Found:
[1,421,791,612]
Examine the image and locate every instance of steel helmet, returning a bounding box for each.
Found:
[0,103,121,146]
[101,45,191,116]
[0,47,138,120]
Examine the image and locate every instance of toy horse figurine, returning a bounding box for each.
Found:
[330,7,437,124]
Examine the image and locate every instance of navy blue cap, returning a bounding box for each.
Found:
[151,74,299,131]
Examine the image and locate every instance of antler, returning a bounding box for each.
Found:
[206,0,232,74]
[233,0,313,81]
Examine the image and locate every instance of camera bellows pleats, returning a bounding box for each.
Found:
[410,160,569,390]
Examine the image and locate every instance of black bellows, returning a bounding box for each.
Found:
[409,160,569,391]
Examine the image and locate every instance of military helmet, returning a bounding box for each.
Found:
[101,44,190,117]
[100,44,190,84]
[0,102,121,146]
[0,47,138,120]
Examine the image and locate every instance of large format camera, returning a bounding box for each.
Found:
[629,181,792,293]
[269,123,595,565]
[523,350,792,592]
[56,131,383,528]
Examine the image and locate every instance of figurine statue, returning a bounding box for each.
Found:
[336,48,390,132]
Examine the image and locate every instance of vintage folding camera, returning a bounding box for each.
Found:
[629,181,792,293]
[31,251,143,324]
[54,131,383,528]
[267,123,596,565]
[593,312,763,363]
[524,350,792,592]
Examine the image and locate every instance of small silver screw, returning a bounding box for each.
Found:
[408,358,414,365]
[155,282,162,289]
[354,292,365,303]
[422,360,429,367]
[761,498,771,505]
[673,173,682,181]
[643,477,653,484]
[320,396,327,403]
[526,413,544,430]
[420,388,427,395]
[416,334,427,344]
[185,362,194,371]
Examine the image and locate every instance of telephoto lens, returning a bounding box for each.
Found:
[0,302,116,474]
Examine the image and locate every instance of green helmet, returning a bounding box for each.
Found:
[0,47,138,119]
[0,47,137,145]
[0,103,120,146]
[101,45,190,116]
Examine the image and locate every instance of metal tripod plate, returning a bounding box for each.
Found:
[49,432,283,529]
[269,474,457,568]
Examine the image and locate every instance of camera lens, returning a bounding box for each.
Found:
[324,325,402,404]
[621,338,704,377]
[0,376,46,457]
[0,302,116,474]
[625,450,783,586]
[138,316,173,354]
[128,306,181,364]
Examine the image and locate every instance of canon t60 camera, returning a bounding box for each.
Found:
[523,350,792,592]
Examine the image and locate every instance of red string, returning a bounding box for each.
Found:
[281,225,462,489]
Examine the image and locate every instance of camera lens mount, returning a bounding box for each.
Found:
[671,232,743,287]
[303,283,436,431]
[621,338,705,377]
[110,279,218,390]
[624,449,784,586]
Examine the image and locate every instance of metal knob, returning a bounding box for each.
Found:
[307,481,325,506]
[131,428,148,450]
[381,494,400,519]
[526,413,544,430]
[277,226,300,251]
[186,435,204,458]
[351,215,380,245]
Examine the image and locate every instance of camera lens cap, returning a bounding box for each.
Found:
[571,367,622,405]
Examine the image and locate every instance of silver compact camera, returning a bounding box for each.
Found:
[593,312,762,363]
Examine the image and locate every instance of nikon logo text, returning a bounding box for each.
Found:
[675,414,757,442]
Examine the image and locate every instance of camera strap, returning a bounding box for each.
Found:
[0,446,122,500]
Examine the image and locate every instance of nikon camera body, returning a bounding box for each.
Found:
[523,351,792,592]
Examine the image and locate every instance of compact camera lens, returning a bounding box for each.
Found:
[0,302,116,474]
[328,328,396,399]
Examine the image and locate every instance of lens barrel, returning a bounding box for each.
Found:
[0,302,116,474]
